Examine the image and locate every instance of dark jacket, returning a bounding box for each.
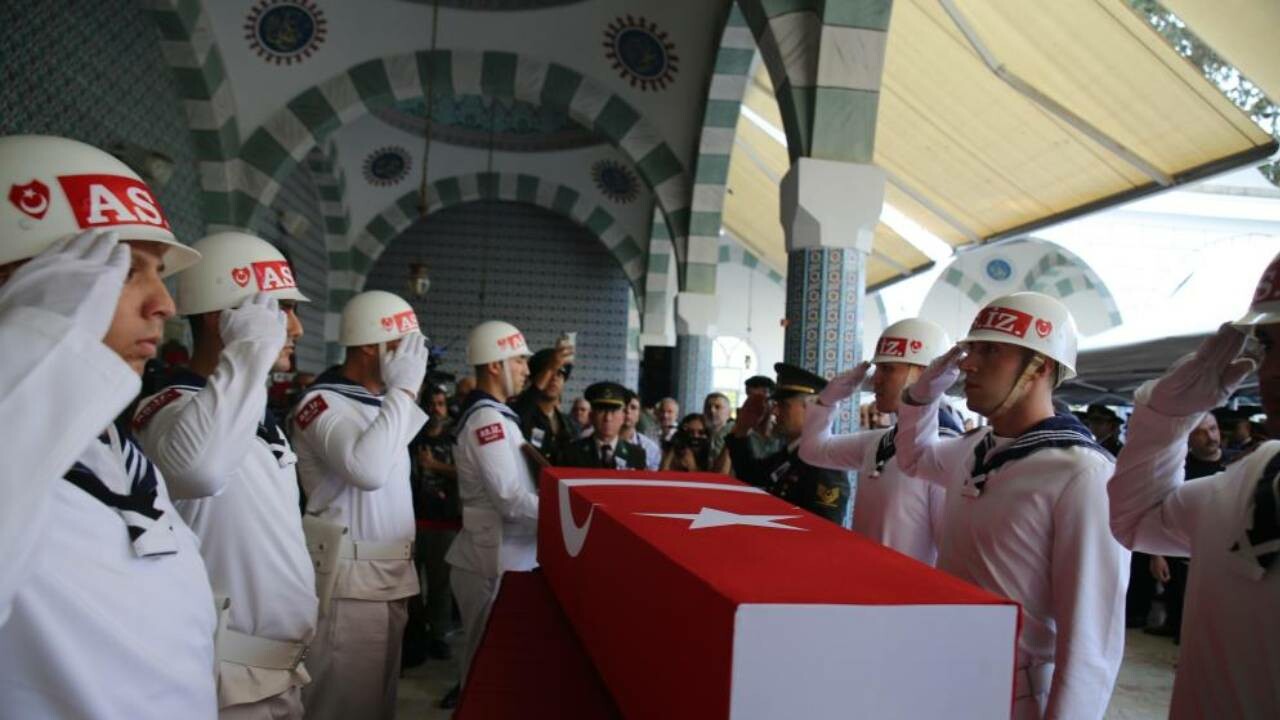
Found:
[559,436,647,470]
[726,434,849,525]
[509,388,574,465]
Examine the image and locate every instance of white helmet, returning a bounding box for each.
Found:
[339,290,419,346]
[1234,251,1280,327]
[872,318,951,366]
[961,291,1079,383]
[0,134,199,275]
[466,320,530,365]
[176,232,308,315]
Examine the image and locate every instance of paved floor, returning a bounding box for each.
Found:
[396,629,1177,718]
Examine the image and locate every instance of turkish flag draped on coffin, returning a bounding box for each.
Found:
[539,468,1020,720]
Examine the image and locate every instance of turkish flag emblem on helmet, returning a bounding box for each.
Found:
[9,180,51,220]
[230,267,252,287]
[1035,319,1053,338]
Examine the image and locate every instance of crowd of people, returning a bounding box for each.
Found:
[2,131,1278,720]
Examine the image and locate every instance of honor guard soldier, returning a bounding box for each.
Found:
[447,320,539,689]
[727,364,851,525]
[132,232,315,719]
[560,382,648,470]
[799,319,961,565]
[1109,253,1280,718]
[895,292,1126,719]
[0,135,218,719]
[290,290,429,720]
[509,347,574,464]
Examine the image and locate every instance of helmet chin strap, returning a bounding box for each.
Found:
[988,354,1045,422]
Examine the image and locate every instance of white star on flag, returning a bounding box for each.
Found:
[636,507,807,531]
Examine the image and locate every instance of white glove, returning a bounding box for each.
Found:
[0,230,129,340]
[381,330,429,396]
[218,292,287,357]
[819,362,871,406]
[907,344,968,405]
[1145,323,1254,417]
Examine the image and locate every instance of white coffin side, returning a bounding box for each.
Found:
[730,603,1018,720]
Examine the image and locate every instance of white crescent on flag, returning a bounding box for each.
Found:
[557,478,769,557]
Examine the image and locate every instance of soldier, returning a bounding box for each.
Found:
[290,290,429,720]
[446,320,539,689]
[1108,251,1280,718]
[727,364,850,525]
[895,292,1126,718]
[0,134,217,718]
[133,232,315,719]
[560,382,648,470]
[508,347,574,464]
[799,318,960,564]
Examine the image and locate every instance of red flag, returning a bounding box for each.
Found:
[539,467,1020,719]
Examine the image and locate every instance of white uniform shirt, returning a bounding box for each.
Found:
[291,369,426,600]
[0,306,140,623]
[0,424,217,720]
[134,358,317,707]
[1110,395,1280,718]
[798,401,952,565]
[896,397,1127,720]
[447,392,540,578]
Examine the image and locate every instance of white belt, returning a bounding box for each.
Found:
[1014,663,1054,700]
[219,629,308,671]
[340,539,412,561]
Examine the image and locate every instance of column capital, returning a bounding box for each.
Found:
[781,157,885,253]
[675,292,719,337]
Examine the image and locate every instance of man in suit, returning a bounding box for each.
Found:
[560,382,646,470]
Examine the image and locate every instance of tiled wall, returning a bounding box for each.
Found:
[365,200,630,400]
[0,0,203,244]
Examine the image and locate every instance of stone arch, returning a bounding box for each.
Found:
[143,0,242,231]
[321,171,644,342]
[228,49,689,260]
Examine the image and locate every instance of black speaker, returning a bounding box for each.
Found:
[640,345,676,405]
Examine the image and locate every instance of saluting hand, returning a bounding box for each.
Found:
[907,344,967,405]
[1145,323,1254,417]
[219,292,287,356]
[0,230,129,341]
[819,362,871,406]
[382,330,429,398]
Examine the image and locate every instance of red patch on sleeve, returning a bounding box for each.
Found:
[132,388,181,430]
[476,422,505,445]
[295,395,329,429]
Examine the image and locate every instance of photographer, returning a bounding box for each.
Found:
[660,413,715,472]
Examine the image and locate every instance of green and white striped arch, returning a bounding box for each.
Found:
[738,0,892,163]
[321,171,647,354]
[1023,248,1123,328]
[143,0,241,232]
[641,207,678,346]
[303,141,351,359]
[684,5,754,295]
[718,238,784,286]
[228,49,690,256]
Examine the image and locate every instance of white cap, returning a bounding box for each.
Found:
[1234,252,1280,327]
[0,134,199,275]
[176,231,308,315]
[466,320,530,365]
[872,318,951,366]
[961,291,1079,383]
[338,290,419,346]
